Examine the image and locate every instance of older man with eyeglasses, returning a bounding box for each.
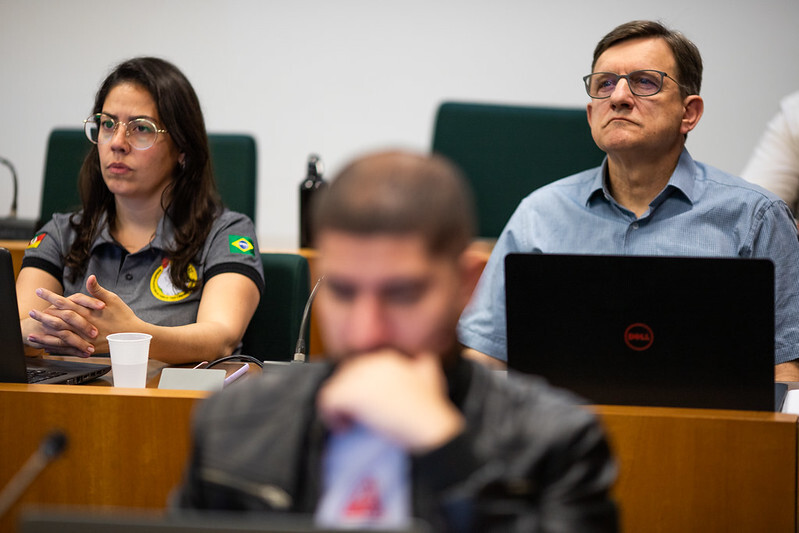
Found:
[458,20,799,381]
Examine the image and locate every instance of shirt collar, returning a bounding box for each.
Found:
[89,211,174,254]
[90,212,113,251]
[584,148,697,208]
[151,213,176,250]
[666,149,697,203]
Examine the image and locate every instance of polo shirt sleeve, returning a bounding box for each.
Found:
[750,199,799,364]
[457,207,529,362]
[201,210,265,295]
[19,213,72,286]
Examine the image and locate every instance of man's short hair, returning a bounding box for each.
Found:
[591,20,703,97]
[311,151,476,258]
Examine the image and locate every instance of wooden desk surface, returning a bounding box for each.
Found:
[38,355,259,389]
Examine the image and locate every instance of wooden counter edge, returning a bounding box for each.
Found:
[591,403,798,423]
[0,382,209,399]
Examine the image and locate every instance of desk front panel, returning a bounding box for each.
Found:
[1,383,797,533]
[0,384,204,532]
[596,405,798,532]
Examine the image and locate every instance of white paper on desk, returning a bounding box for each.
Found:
[158,368,225,391]
[781,389,799,414]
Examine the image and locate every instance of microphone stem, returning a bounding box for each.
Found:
[293,275,325,363]
[0,431,66,520]
[0,156,19,218]
[0,451,48,518]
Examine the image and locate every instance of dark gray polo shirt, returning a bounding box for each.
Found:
[21,209,264,327]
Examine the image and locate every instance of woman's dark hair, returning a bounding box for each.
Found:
[65,57,221,291]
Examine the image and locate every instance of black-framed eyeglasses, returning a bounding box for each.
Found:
[582,69,682,99]
[83,113,168,150]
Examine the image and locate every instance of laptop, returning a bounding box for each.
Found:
[505,253,776,411]
[0,247,110,384]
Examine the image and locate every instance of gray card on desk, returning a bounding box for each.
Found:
[158,368,225,391]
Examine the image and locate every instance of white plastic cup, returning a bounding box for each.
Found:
[107,333,152,388]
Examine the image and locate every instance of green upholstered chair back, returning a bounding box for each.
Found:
[208,134,257,222]
[241,253,310,362]
[39,129,89,227]
[38,130,257,226]
[431,102,605,239]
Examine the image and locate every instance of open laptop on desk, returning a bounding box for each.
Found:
[0,247,110,384]
[505,253,776,411]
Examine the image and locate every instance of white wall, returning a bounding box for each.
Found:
[2,0,798,248]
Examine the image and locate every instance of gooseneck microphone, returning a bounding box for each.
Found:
[0,155,37,239]
[293,276,325,363]
[0,156,19,218]
[0,430,68,519]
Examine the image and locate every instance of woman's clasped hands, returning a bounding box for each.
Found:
[24,274,141,357]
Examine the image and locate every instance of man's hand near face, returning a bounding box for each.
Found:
[316,350,465,454]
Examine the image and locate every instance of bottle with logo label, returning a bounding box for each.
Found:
[299,154,326,248]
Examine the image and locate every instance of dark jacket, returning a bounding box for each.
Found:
[174,356,618,532]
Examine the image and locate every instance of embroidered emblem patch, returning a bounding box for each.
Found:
[150,259,197,302]
[27,233,46,249]
[229,235,255,255]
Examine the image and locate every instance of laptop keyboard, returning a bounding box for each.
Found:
[27,368,68,383]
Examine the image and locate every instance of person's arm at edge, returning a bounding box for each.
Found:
[741,94,799,211]
[776,361,799,381]
[463,347,506,370]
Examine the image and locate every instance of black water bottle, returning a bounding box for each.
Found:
[299,154,326,248]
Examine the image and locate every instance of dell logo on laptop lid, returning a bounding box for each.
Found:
[624,323,654,351]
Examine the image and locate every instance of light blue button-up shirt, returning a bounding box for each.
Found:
[458,149,799,364]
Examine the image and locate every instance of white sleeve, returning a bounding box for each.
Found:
[742,91,799,213]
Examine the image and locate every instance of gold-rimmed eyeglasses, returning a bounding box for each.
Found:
[83,113,168,150]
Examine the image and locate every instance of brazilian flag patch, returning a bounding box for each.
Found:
[229,235,255,255]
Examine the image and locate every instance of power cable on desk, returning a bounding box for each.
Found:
[205,355,264,369]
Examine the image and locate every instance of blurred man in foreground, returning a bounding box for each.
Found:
[176,151,617,532]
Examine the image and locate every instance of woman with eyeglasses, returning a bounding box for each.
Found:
[16,57,263,364]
